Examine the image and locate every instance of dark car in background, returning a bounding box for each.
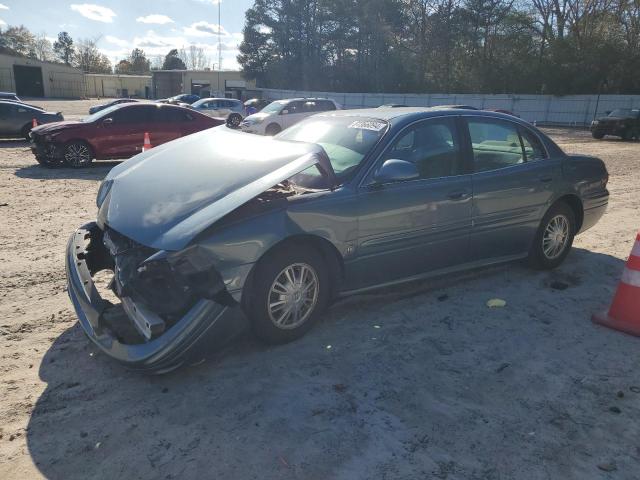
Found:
[65,107,608,372]
[156,94,200,105]
[590,108,640,140]
[244,98,271,112]
[89,98,138,115]
[0,100,63,140]
[0,91,21,102]
[31,103,223,167]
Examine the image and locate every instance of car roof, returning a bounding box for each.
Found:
[314,106,534,126]
[0,92,17,95]
[276,97,335,103]
[199,97,241,102]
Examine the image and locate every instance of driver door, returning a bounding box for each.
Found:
[349,117,473,289]
[93,105,156,158]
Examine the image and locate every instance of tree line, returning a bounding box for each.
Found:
[238,0,640,94]
[0,25,214,75]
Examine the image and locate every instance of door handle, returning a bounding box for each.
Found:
[447,190,469,200]
[539,176,553,183]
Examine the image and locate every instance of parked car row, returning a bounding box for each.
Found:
[63,106,609,372]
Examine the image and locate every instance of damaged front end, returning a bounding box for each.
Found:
[66,223,245,373]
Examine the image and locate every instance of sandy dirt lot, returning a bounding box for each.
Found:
[0,104,639,479]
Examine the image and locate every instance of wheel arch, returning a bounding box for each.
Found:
[550,193,584,232]
[241,233,345,309]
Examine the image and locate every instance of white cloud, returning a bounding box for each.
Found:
[184,21,229,37]
[105,35,129,47]
[136,14,174,25]
[0,18,5,26]
[0,4,9,10]
[70,4,116,23]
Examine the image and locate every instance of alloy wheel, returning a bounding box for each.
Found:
[64,143,91,167]
[542,214,570,259]
[267,263,319,329]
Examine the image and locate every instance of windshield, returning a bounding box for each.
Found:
[276,116,388,188]
[608,108,638,118]
[83,104,122,122]
[191,98,210,108]
[260,100,286,114]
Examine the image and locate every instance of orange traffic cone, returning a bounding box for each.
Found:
[32,118,38,128]
[592,231,640,336]
[142,132,152,152]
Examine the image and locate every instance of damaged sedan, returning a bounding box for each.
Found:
[66,108,609,372]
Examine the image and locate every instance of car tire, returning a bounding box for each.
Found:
[591,131,604,139]
[265,123,281,136]
[21,124,32,141]
[245,244,330,344]
[528,201,576,270]
[622,129,633,141]
[63,140,94,168]
[227,113,242,128]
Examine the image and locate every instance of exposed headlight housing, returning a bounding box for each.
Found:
[96,179,114,208]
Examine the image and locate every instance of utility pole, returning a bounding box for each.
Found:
[217,0,222,96]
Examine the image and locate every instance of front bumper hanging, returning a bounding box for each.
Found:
[65,223,244,373]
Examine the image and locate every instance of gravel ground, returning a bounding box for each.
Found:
[0,103,639,480]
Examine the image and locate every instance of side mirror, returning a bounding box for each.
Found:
[102,117,113,126]
[373,159,420,184]
[281,109,289,115]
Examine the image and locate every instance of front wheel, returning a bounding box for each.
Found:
[265,123,281,136]
[528,202,576,270]
[63,141,93,168]
[591,131,604,139]
[245,245,330,344]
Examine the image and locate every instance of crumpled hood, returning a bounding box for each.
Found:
[101,126,336,251]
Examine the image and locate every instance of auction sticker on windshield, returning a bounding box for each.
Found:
[348,120,386,131]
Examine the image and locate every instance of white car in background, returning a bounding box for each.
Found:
[190,98,246,127]
[240,98,341,135]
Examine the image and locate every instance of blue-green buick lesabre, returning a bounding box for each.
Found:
[66,107,609,372]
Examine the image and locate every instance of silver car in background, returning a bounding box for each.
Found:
[240,98,341,135]
[190,98,245,127]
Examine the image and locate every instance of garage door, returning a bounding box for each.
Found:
[13,65,45,97]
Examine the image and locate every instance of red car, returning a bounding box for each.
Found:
[30,103,224,167]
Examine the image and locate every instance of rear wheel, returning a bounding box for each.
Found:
[63,141,93,168]
[528,202,576,270]
[265,123,281,136]
[21,124,32,141]
[591,131,604,139]
[245,244,329,344]
[227,113,242,128]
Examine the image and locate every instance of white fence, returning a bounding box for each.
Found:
[258,88,640,126]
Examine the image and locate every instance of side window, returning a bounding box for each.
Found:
[302,101,317,112]
[112,106,156,124]
[285,101,303,114]
[468,119,524,172]
[313,100,335,112]
[382,118,464,180]
[157,107,190,122]
[519,128,547,161]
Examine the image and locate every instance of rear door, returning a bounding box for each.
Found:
[351,116,473,288]
[463,116,559,261]
[95,105,157,158]
[153,106,193,145]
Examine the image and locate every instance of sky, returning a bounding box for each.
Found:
[0,0,254,70]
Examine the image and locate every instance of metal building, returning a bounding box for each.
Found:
[0,53,84,98]
[151,70,258,100]
[85,74,152,98]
